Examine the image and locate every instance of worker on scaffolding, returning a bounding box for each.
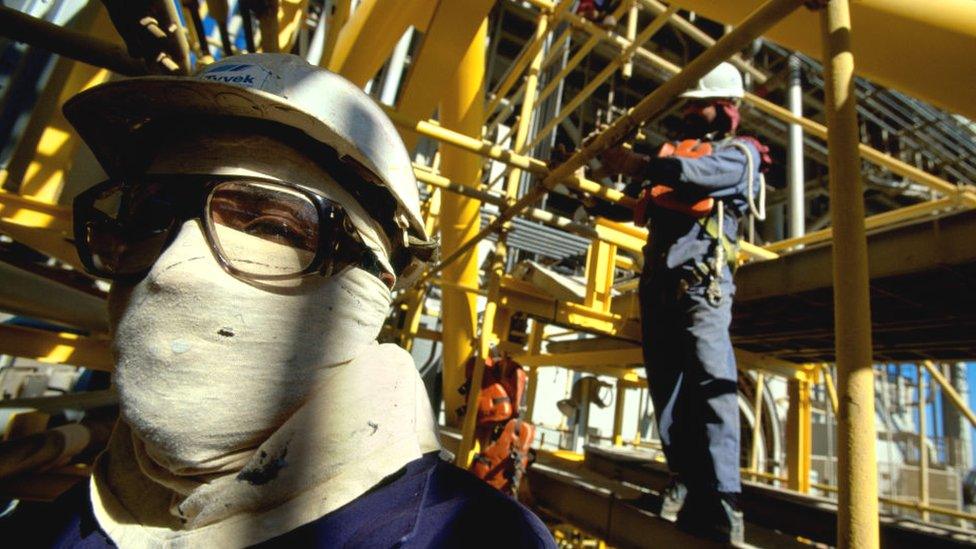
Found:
[582,62,769,544]
[36,53,554,547]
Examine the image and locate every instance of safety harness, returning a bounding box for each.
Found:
[634,137,767,305]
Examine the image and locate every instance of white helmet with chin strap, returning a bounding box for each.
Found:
[64,53,435,289]
[679,61,745,100]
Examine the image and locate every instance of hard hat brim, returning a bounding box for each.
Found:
[63,77,428,242]
[678,89,745,99]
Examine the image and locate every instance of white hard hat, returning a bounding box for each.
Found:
[679,62,744,99]
[63,53,433,280]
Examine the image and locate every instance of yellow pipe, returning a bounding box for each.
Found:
[745,96,976,206]
[438,18,487,431]
[821,1,880,546]
[386,108,634,206]
[484,10,553,117]
[670,0,976,121]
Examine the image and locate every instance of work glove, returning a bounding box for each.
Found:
[598,145,647,178]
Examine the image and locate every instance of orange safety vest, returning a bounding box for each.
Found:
[633,139,716,225]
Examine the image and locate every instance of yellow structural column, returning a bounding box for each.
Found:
[821,0,880,546]
[439,18,487,429]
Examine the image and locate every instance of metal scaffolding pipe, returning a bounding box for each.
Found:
[922,361,976,428]
[423,0,806,282]
[787,54,806,239]
[749,372,766,476]
[821,0,880,546]
[917,363,930,522]
[385,107,634,206]
[570,4,976,206]
[527,6,676,150]
[0,5,147,76]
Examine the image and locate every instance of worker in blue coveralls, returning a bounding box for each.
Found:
[581,62,769,545]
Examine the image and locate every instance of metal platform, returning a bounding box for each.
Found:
[576,445,976,548]
[734,209,976,362]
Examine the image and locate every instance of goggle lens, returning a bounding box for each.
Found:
[207,181,321,277]
[82,181,178,277]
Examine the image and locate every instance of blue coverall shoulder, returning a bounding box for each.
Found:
[34,453,556,548]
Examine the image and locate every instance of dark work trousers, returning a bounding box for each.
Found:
[639,257,741,495]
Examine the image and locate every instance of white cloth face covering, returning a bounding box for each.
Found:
[108,219,393,474]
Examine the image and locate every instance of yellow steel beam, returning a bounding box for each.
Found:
[821,1,880,546]
[524,322,545,421]
[583,237,616,313]
[439,17,487,432]
[669,0,976,121]
[1,5,115,204]
[395,0,495,151]
[325,0,434,86]
[264,0,308,53]
[0,325,112,372]
[321,0,351,65]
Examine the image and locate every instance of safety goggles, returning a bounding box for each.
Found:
[73,175,391,285]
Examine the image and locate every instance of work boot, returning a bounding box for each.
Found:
[676,491,744,546]
[658,477,687,522]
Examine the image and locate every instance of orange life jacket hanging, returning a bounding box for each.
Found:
[457,356,528,426]
[470,418,536,495]
[633,139,715,225]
